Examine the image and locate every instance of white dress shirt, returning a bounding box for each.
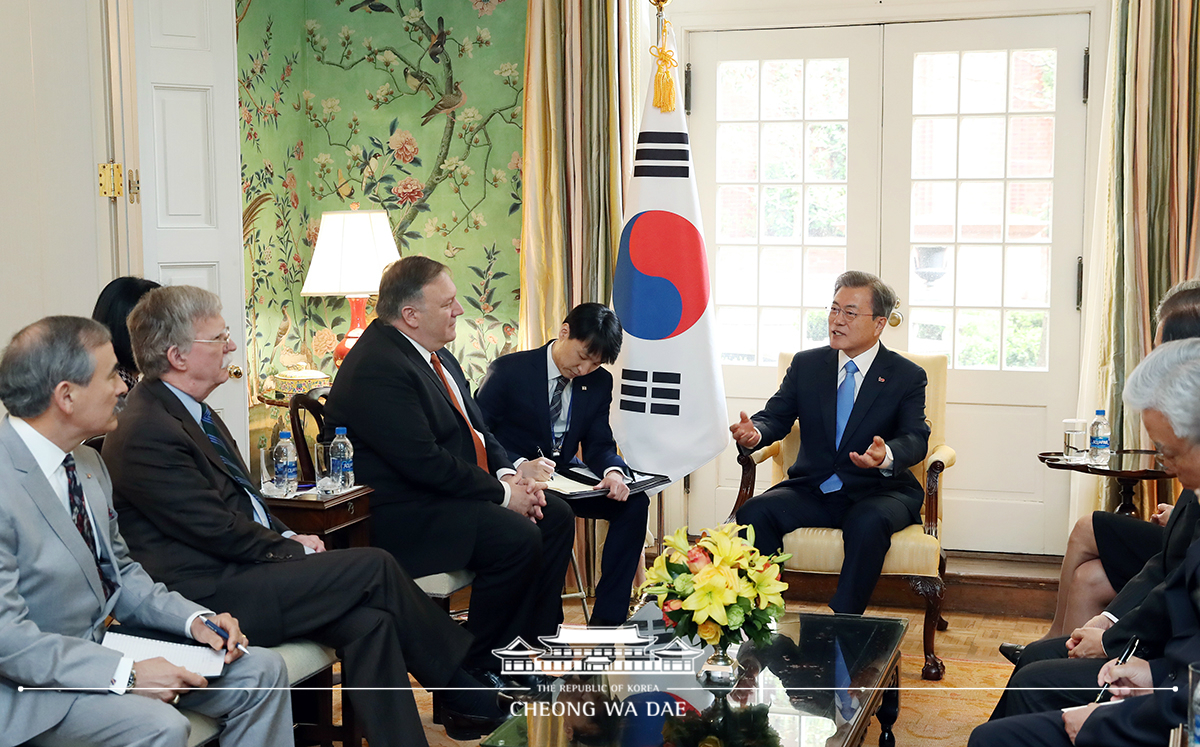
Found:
[9,417,209,694]
[399,332,516,506]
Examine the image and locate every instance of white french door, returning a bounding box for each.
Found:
[689,14,1089,554]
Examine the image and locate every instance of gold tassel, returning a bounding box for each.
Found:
[651,41,677,113]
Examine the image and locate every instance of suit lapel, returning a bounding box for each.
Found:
[384,323,463,414]
[75,450,123,618]
[0,421,107,606]
[147,380,239,486]
[818,349,839,448]
[839,345,894,454]
[535,344,555,445]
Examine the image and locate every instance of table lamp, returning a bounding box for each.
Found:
[301,209,400,367]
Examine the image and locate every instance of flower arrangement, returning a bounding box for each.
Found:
[640,523,790,652]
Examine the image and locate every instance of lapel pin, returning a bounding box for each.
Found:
[581,385,587,391]
[878,377,885,383]
[86,474,93,479]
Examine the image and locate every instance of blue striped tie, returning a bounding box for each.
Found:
[820,359,858,494]
[549,376,568,454]
[201,405,271,526]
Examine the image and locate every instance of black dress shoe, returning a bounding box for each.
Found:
[432,692,510,739]
[999,642,1025,664]
[465,668,510,691]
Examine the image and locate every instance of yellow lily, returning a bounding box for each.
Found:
[698,524,751,570]
[748,562,788,610]
[683,565,739,625]
[644,553,674,587]
[663,525,692,555]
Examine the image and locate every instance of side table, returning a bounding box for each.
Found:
[264,485,372,550]
[1039,450,1169,516]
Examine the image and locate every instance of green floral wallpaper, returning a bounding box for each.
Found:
[236,0,525,468]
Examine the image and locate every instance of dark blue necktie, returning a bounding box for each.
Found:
[201,404,270,525]
[820,359,858,494]
[549,376,568,455]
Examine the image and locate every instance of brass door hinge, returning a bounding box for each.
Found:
[98,162,124,199]
[127,168,140,204]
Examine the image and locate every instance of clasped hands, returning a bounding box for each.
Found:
[730,412,888,468]
[503,470,547,522]
[131,613,248,704]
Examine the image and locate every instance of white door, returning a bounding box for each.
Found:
[688,15,1089,554]
[132,0,249,452]
[688,26,883,529]
[879,15,1089,554]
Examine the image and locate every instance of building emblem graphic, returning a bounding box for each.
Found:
[494,624,705,675]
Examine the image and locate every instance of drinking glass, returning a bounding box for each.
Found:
[314,443,340,494]
[1063,419,1088,463]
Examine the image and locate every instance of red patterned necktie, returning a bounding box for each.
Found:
[63,454,117,600]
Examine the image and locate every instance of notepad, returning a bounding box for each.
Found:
[102,630,225,677]
[543,466,670,500]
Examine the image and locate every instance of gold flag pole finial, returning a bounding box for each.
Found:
[649,0,676,112]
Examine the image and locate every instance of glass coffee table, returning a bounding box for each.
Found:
[483,612,907,747]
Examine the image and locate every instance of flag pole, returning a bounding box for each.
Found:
[648,0,676,113]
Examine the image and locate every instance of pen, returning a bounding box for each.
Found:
[203,618,251,656]
[1095,636,1139,703]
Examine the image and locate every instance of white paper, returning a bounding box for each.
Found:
[102,631,225,677]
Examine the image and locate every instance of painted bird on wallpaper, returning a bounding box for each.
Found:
[348,0,394,12]
[427,16,448,63]
[335,170,354,200]
[420,82,464,126]
[404,67,435,100]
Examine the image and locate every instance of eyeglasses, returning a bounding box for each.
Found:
[192,327,233,345]
[827,306,872,322]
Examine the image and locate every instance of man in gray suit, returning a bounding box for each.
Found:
[0,316,292,747]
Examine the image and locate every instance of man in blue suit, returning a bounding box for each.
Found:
[476,303,650,627]
[731,271,930,615]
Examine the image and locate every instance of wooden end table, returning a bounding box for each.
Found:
[263,485,372,550]
[1039,449,1170,516]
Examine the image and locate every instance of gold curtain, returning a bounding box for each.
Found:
[518,0,635,350]
[1074,0,1200,517]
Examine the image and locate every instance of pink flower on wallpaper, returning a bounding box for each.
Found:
[387,129,419,163]
[507,150,522,173]
[471,0,507,16]
[282,173,297,191]
[391,176,425,204]
[294,140,304,159]
[312,328,338,358]
[289,191,300,209]
[305,219,320,245]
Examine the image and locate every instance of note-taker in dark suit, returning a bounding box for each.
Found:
[733,272,929,615]
[322,257,575,674]
[476,339,650,627]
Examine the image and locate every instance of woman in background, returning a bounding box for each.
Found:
[91,276,161,391]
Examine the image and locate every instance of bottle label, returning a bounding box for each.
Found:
[341,457,353,474]
[1091,436,1110,449]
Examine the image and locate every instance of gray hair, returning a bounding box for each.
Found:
[128,285,222,379]
[1123,338,1200,444]
[0,316,112,418]
[833,271,898,319]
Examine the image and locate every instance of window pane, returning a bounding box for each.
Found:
[956,309,1001,369]
[1004,245,1051,306]
[910,245,954,305]
[958,117,1006,178]
[762,123,805,181]
[763,186,802,241]
[804,308,831,349]
[1006,181,1053,241]
[913,53,959,115]
[717,306,756,365]
[717,61,759,120]
[805,185,847,243]
[1004,310,1049,370]
[803,246,845,306]
[806,123,848,182]
[1010,49,1057,112]
[958,181,1004,241]
[805,59,849,119]
[910,307,954,359]
[911,181,956,242]
[760,308,804,365]
[762,60,804,120]
[1008,116,1055,177]
[912,118,957,179]
[760,246,804,306]
[716,124,759,182]
[960,51,1007,113]
[717,185,758,242]
[956,245,1002,307]
[715,246,758,305]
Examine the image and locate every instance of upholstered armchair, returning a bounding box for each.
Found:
[729,351,955,680]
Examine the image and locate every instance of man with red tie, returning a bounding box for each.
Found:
[323,256,576,683]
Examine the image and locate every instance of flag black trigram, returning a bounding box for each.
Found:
[633,131,690,179]
[619,369,681,416]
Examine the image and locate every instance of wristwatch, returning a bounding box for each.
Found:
[126,668,136,691]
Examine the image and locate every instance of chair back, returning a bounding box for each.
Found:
[770,350,948,519]
[289,386,330,483]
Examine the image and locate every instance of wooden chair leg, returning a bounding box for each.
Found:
[909,575,946,681]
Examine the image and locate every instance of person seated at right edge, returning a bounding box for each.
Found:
[475,302,650,627]
[970,338,1200,747]
[998,280,1200,664]
[730,270,930,615]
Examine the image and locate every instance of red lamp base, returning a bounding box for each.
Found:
[333,296,369,368]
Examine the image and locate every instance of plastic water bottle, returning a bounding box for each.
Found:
[330,427,354,489]
[1089,410,1111,465]
[273,431,299,494]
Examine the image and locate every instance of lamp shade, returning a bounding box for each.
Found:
[300,210,400,298]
